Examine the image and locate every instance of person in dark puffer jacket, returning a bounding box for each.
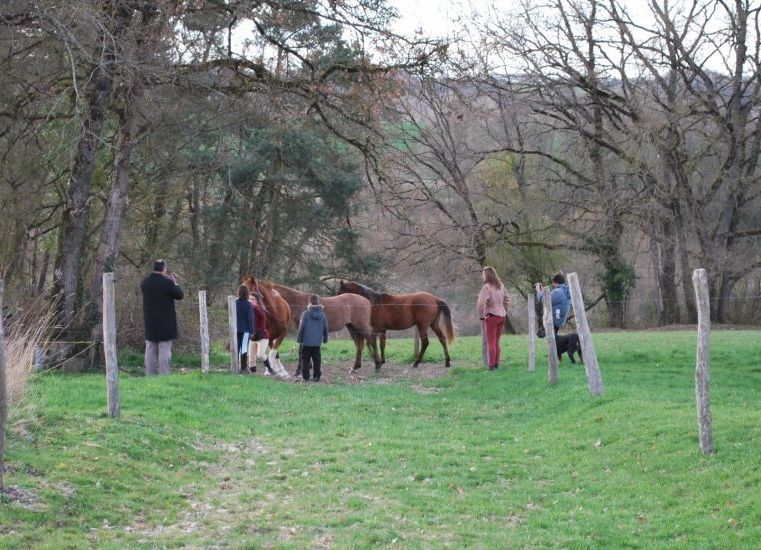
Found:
[296,295,329,382]
[236,285,256,374]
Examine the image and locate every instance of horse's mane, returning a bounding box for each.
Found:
[346,281,383,304]
[270,282,307,295]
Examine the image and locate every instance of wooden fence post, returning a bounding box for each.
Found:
[481,320,489,367]
[199,290,210,375]
[102,272,120,418]
[527,294,537,372]
[227,295,239,374]
[567,272,604,396]
[692,268,714,455]
[0,280,7,489]
[542,287,559,384]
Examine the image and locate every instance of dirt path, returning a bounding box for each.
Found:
[261,359,452,385]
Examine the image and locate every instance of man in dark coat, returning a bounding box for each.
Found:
[296,295,329,382]
[140,259,184,375]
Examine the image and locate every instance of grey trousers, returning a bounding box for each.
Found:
[145,340,173,376]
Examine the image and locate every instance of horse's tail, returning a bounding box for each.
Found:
[436,300,456,344]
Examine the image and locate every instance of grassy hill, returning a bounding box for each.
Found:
[2,331,760,548]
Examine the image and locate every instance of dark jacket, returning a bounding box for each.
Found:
[253,304,270,340]
[141,273,184,342]
[296,305,329,347]
[236,298,255,333]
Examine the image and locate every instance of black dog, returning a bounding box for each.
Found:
[555,333,583,364]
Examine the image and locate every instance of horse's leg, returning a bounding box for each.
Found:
[347,325,363,371]
[380,332,387,364]
[365,329,381,371]
[262,341,274,375]
[412,326,429,368]
[267,337,289,377]
[274,347,288,376]
[432,324,452,368]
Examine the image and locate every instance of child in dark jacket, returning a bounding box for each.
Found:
[296,295,329,381]
[236,285,256,373]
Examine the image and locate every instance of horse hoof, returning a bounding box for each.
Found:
[351,367,361,373]
[445,363,451,369]
[411,363,419,369]
[375,365,382,372]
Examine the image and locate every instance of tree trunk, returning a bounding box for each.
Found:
[653,219,680,325]
[715,273,737,324]
[143,178,169,263]
[51,4,133,340]
[675,216,697,323]
[52,64,112,333]
[0,280,7,490]
[255,179,283,278]
[85,97,141,366]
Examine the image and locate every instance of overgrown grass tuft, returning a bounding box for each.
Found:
[1,330,760,547]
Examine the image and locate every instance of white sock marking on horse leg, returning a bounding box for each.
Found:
[268,348,289,377]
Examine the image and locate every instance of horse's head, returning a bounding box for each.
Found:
[241,275,255,289]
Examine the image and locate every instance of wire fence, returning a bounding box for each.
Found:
[12,273,761,374]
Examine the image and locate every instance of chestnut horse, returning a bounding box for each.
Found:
[264,281,381,371]
[337,281,455,368]
[241,276,291,376]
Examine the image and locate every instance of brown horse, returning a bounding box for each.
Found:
[241,276,291,376]
[264,281,381,371]
[337,281,456,368]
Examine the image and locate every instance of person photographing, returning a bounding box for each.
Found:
[140,259,184,375]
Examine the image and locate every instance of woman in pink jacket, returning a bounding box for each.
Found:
[476,266,510,370]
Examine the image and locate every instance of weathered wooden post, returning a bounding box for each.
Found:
[567,272,604,396]
[527,294,537,372]
[198,290,210,375]
[692,268,714,455]
[102,272,120,418]
[542,287,559,384]
[481,320,489,367]
[227,295,239,374]
[0,280,7,489]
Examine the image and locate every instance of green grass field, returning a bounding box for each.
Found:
[2,330,760,548]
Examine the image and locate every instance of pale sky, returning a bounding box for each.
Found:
[227,2,731,74]
[388,0,657,39]
[387,0,731,74]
